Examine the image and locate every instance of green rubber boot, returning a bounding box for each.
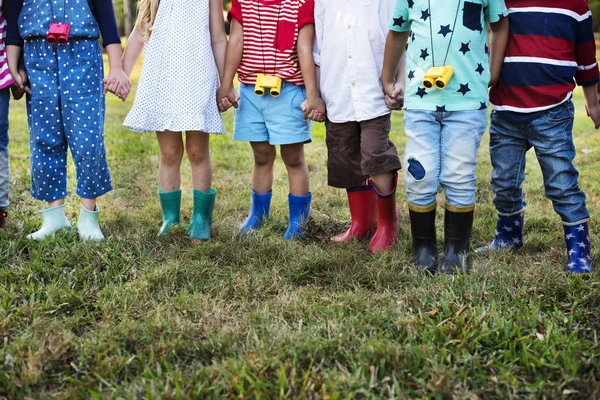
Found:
[77,205,105,241]
[27,204,72,240]
[158,189,182,235]
[188,188,217,241]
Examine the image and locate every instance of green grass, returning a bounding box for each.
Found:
[1,58,599,399]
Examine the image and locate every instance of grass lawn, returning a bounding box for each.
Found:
[1,56,599,398]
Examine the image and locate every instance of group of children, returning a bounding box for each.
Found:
[0,0,598,275]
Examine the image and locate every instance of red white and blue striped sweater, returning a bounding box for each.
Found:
[490,0,599,114]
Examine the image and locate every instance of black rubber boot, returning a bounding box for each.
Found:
[439,208,474,275]
[409,207,438,272]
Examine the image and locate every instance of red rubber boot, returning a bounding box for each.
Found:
[369,175,399,254]
[331,184,377,242]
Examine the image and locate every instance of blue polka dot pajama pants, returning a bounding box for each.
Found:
[24,39,112,202]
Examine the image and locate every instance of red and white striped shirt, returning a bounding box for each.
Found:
[0,1,14,90]
[228,0,314,86]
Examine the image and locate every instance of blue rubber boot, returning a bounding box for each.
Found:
[475,210,524,252]
[564,221,593,274]
[158,189,182,236]
[188,188,217,241]
[238,190,272,236]
[284,192,312,240]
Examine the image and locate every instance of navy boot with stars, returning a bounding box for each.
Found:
[475,210,523,252]
[563,221,593,274]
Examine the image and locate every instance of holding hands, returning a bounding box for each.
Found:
[384,81,404,111]
[103,68,131,102]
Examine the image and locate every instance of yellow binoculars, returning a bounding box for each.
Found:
[422,66,454,90]
[254,74,282,97]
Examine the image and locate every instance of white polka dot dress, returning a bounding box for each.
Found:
[124,0,225,134]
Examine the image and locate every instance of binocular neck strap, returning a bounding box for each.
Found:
[51,0,68,24]
[428,0,462,67]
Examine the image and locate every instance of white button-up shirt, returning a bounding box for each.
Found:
[314,0,396,123]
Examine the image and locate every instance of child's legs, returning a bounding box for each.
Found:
[281,143,309,196]
[489,112,529,214]
[156,131,184,192]
[325,120,365,189]
[403,110,441,207]
[24,41,69,206]
[529,102,589,223]
[59,39,112,208]
[251,141,276,194]
[0,88,9,209]
[186,131,212,193]
[439,110,487,208]
[359,114,401,193]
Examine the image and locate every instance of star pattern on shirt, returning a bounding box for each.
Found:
[485,44,489,55]
[457,83,471,96]
[421,9,431,21]
[476,63,485,75]
[420,48,430,60]
[416,87,428,98]
[436,105,447,112]
[460,42,471,55]
[438,25,452,38]
[479,102,487,110]
[498,12,505,20]
[411,32,416,42]
[408,0,414,8]
[393,16,407,27]
[408,70,415,81]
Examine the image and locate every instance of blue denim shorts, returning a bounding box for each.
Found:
[233,81,312,145]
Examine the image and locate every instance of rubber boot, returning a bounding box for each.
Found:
[475,210,524,252]
[0,209,6,229]
[439,206,474,275]
[564,220,593,274]
[369,174,399,254]
[27,204,72,240]
[284,192,312,240]
[238,190,272,236]
[158,189,182,235]
[188,188,217,241]
[331,184,377,242]
[77,205,105,241]
[409,203,437,272]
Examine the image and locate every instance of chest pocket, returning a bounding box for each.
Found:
[274,19,297,52]
[462,1,483,32]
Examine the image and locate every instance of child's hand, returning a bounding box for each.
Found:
[10,67,31,96]
[302,96,326,121]
[103,69,131,102]
[382,81,396,100]
[300,100,326,123]
[10,84,26,100]
[217,85,239,112]
[586,104,600,129]
[385,83,404,110]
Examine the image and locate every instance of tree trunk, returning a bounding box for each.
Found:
[123,0,133,36]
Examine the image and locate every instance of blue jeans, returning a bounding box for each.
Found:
[489,101,588,223]
[0,88,9,209]
[403,109,488,208]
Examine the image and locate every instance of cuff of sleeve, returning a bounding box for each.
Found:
[489,10,508,24]
[298,17,315,30]
[102,38,122,48]
[6,38,24,47]
[577,77,600,87]
[227,10,242,25]
[313,53,320,66]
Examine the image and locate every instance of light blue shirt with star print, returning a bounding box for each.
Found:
[389,0,507,112]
